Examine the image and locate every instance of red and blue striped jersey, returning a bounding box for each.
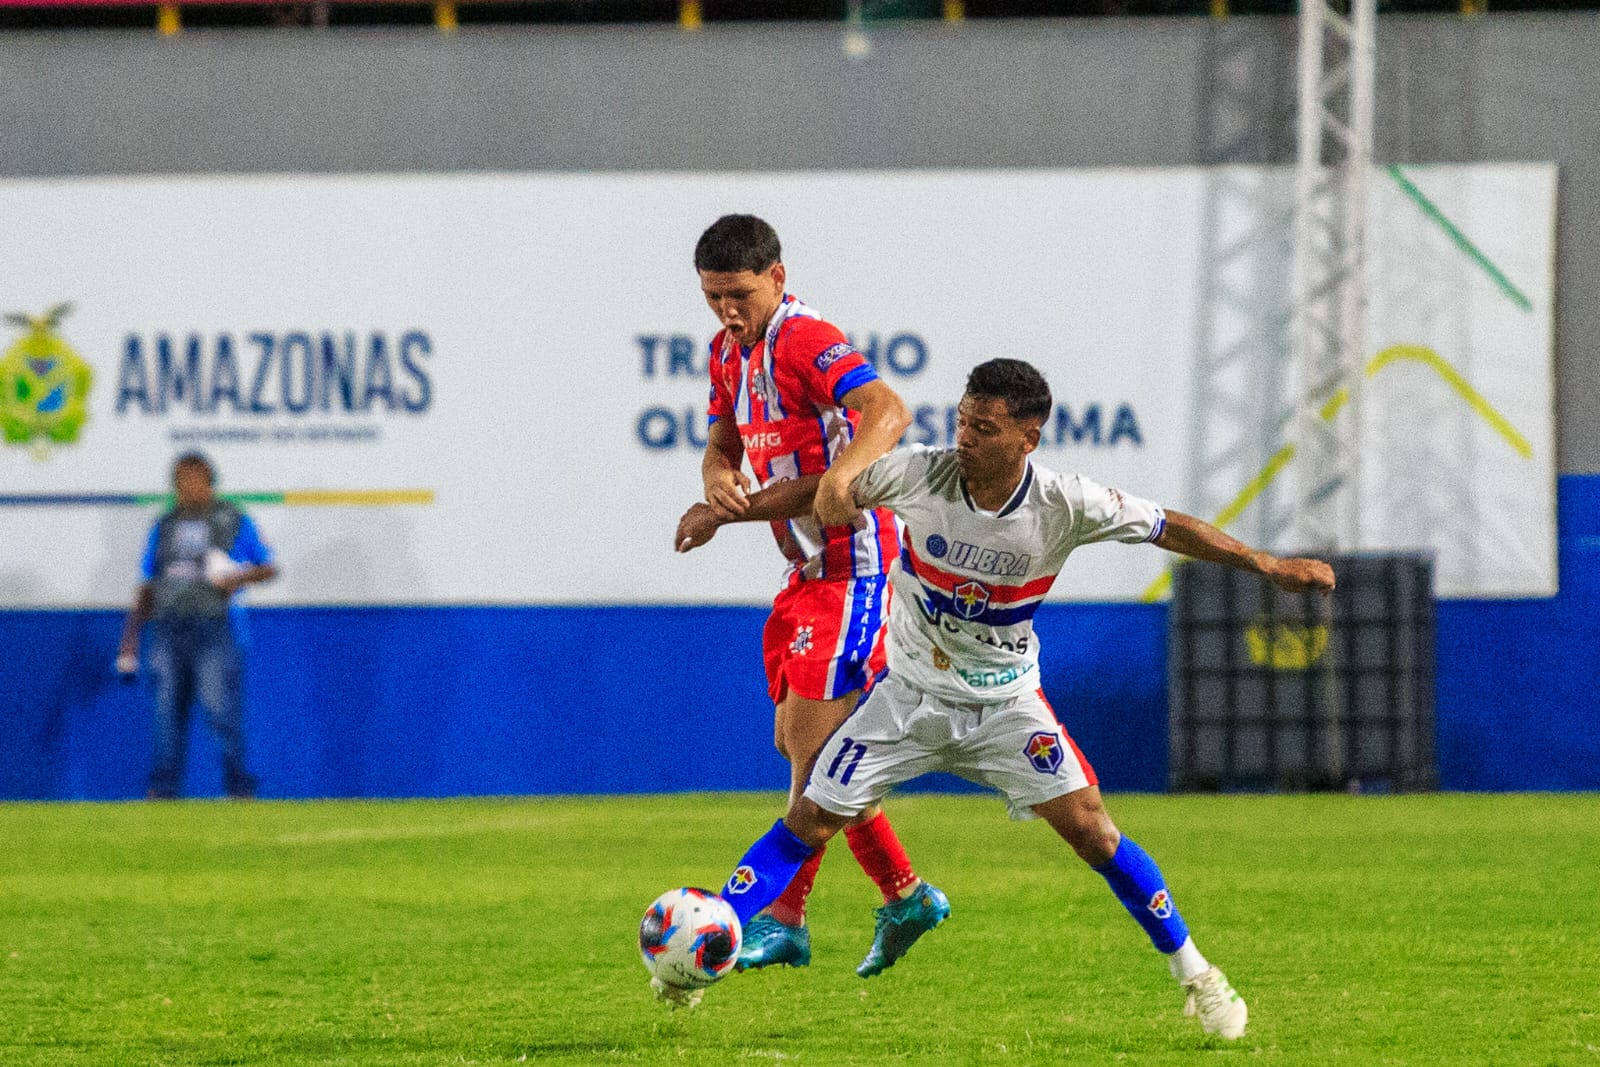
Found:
[854,445,1167,704]
[707,295,900,583]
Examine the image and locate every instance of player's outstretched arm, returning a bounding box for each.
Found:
[1153,510,1336,593]
[676,475,823,553]
[815,380,911,527]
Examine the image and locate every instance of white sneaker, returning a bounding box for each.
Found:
[1181,966,1247,1039]
[649,976,703,1010]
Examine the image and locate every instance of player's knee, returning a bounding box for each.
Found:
[1061,800,1120,863]
[785,797,848,850]
[1040,792,1120,864]
[1067,822,1120,866]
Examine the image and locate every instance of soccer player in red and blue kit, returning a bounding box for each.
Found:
[673,214,949,981]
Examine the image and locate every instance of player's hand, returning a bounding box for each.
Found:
[704,468,752,520]
[675,502,722,553]
[115,649,139,680]
[812,469,859,527]
[1265,556,1336,593]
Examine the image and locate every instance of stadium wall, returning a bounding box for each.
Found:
[1,474,1595,799]
[3,15,1597,797]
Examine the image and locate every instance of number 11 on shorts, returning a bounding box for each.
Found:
[826,737,867,784]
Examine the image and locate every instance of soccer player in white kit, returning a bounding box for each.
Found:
[706,358,1335,1038]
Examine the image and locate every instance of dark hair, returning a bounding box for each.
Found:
[965,359,1053,424]
[172,450,216,486]
[694,215,782,274]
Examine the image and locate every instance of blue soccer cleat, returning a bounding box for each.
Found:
[735,914,813,971]
[856,881,950,978]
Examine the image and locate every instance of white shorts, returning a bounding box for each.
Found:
[804,672,1099,821]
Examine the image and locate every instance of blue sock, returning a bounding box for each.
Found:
[1091,836,1190,954]
[722,818,816,926]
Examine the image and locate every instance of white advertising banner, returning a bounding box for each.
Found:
[0,165,1555,606]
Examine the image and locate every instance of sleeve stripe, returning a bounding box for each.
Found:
[1145,506,1167,543]
[832,365,878,403]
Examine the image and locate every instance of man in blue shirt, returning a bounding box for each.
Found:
[117,452,278,799]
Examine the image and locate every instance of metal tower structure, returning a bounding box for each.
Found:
[1185,21,1298,554]
[1289,0,1375,554]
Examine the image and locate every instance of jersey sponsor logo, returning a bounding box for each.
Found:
[812,342,855,373]
[957,665,1027,688]
[1023,731,1064,774]
[1146,888,1174,919]
[789,625,814,656]
[947,541,1032,577]
[725,866,758,895]
[925,534,949,559]
[952,580,990,620]
[742,430,785,451]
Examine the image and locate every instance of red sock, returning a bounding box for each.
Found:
[845,810,919,903]
[768,845,825,927]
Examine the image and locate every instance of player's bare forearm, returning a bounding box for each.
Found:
[1154,510,1336,593]
[676,476,822,553]
[119,584,154,653]
[816,380,911,525]
[214,563,278,595]
[702,418,751,518]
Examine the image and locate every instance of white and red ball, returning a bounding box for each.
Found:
[638,887,742,990]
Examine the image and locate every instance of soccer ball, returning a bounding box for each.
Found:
[638,887,742,990]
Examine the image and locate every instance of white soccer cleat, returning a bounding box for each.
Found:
[650,975,704,1010]
[1181,966,1247,1039]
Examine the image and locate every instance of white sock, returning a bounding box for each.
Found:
[1166,936,1210,982]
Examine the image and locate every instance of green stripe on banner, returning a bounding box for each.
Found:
[1386,164,1534,313]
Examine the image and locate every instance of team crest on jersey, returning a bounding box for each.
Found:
[1023,731,1063,774]
[952,580,990,620]
[750,368,776,405]
[925,534,949,559]
[1147,888,1174,919]
[790,626,814,656]
[726,866,757,895]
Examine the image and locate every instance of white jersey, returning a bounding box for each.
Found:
[854,445,1166,705]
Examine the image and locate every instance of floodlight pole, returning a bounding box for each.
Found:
[1292,0,1374,787]
[1290,0,1375,557]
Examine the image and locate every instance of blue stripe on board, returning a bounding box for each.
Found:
[3,475,1597,799]
[0,494,143,506]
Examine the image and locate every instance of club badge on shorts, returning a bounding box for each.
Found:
[1023,731,1064,774]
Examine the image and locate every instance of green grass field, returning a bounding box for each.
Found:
[1,792,1595,1066]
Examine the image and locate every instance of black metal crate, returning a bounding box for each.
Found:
[1168,554,1437,793]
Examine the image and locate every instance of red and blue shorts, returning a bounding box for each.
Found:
[762,574,890,704]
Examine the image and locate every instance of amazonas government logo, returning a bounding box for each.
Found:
[1,304,92,458]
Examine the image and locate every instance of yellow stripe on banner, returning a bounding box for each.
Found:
[1366,345,1533,459]
[1139,343,1533,603]
[281,490,435,507]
